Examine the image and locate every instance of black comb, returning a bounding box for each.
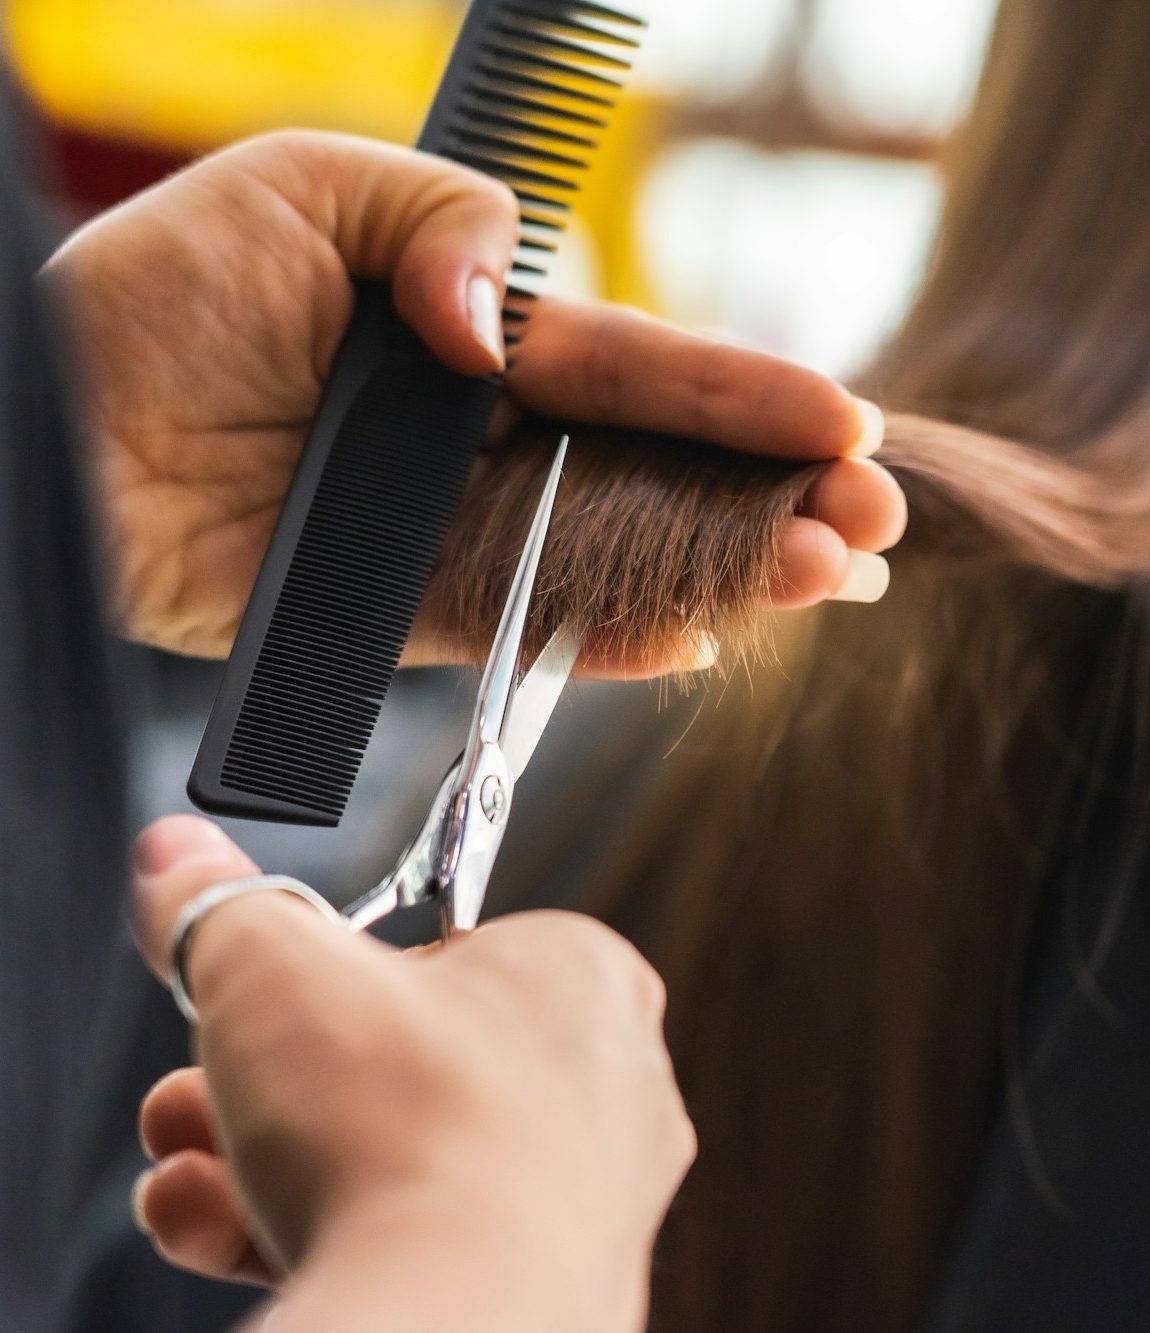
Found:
[189,0,645,826]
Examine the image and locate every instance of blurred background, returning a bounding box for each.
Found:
[4,0,1000,916]
[9,0,1001,372]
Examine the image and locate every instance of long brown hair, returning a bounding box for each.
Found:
[446,0,1150,1326]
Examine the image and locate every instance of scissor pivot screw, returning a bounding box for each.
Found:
[480,776,507,824]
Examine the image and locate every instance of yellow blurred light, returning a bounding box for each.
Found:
[5,0,669,308]
[6,0,459,149]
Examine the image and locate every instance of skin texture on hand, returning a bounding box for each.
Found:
[43,130,905,669]
[130,815,694,1332]
[43,131,519,657]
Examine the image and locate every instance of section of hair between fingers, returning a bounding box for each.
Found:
[425,421,825,672]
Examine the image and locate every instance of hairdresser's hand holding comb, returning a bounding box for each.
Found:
[450,300,904,676]
[45,129,903,669]
[45,130,524,658]
[129,816,692,1331]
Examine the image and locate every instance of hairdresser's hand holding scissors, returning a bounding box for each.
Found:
[45,130,904,668]
[131,814,692,1330]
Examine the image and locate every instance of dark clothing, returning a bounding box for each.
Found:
[0,80,128,1324]
[929,761,1150,1332]
[0,83,257,1331]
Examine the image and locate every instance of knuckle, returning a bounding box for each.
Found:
[483,910,625,989]
[394,170,518,291]
[689,339,736,439]
[207,129,329,212]
[580,306,628,420]
[474,171,519,220]
[233,127,320,163]
[632,954,667,1017]
[410,160,516,231]
[447,164,519,224]
[649,1069,695,1179]
[533,908,628,963]
[673,1106,698,1173]
[542,912,660,1014]
[611,301,650,324]
[486,178,521,230]
[216,129,303,180]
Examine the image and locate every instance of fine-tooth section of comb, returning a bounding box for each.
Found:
[190,0,645,826]
[214,348,494,820]
[443,1,646,307]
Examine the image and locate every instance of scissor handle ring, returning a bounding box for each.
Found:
[168,875,343,1024]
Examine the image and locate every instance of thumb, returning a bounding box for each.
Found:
[132,815,262,981]
[131,816,355,1027]
[235,131,521,376]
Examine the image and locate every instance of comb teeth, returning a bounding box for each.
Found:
[205,2,645,825]
[428,0,645,308]
[501,3,643,47]
[217,358,500,822]
[453,128,589,170]
[463,82,607,127]
[487,23,632,71]
[459,106,599,148]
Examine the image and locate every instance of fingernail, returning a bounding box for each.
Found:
[849,398,885,458]
[133,815,228,877]
[467,274,505,369]
[831,551,890,603]
[131,1169,153,1235]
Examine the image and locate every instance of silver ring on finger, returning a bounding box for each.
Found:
[168,875,343,1025]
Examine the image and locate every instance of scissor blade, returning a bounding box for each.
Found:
[503,625,580,782]
[474,436,568,751]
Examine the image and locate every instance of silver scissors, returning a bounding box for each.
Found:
[167,435,575,1023]
[342,434,578,941]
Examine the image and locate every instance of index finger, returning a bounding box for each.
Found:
[505,297,884,460]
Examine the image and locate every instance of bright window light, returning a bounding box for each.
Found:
[802,0,1000,136]
[636,0,793,98]
[638,141,940,378]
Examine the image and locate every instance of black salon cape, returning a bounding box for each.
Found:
[924,737,1150,1333]
[0,81,260,1331]
[1,82,1148,1332]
